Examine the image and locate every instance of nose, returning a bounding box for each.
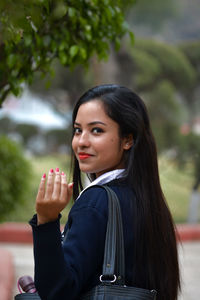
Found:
[78,131,90,148]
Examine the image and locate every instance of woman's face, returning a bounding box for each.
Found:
[72,100,131,178]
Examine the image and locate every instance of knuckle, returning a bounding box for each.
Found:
[38,186,44,192]
[62,182,68,188]
[54,180,60,185]
[52,195,58,202]
[47,182,52,188]
[60,196,66,204]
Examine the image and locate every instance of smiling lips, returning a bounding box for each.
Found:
[78,152,93,160]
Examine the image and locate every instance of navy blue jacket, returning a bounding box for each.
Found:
[30,181,139,300]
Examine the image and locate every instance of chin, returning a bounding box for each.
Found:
[80,167,94,173]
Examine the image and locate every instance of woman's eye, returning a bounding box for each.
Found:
[74,127,81,134]
[92,127,103,134]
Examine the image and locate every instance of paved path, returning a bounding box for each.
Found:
[1,242,200,299]
[0,243,34,298]
[178,242,200,300]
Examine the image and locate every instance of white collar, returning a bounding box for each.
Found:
[77,169,125,200]
[88,169,125,186]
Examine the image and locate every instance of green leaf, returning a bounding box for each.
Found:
[59,51,68,65]
[129,31,135,46]
[69,45,79,58]
[114,37,121,51]
[68,7,76,18]
[80,48,87,60]
[7,54,17,68]
[24,34,32,46]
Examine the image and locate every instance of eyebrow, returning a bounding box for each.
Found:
[74,121,107,126]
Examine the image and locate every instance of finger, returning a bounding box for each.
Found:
[45,168,54,199]
[36,173,46,201]
[60,172,68,202]
[67,182,74,202]
[52,167,61,200]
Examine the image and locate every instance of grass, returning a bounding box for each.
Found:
[5,154,195,224]
[159,156,194,223]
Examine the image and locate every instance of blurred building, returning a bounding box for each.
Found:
[0,90,70,130]
[0,90,72,155]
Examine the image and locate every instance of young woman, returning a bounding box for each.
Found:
[30,84,180,300]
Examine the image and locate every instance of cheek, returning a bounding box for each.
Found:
[71,137,76,152]
[99,138,121,155]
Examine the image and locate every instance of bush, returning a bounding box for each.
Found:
[0,135,32,222]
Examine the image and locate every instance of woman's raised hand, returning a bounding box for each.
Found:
[36,168,73,225]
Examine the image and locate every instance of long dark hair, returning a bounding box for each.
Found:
[71,84,180,300]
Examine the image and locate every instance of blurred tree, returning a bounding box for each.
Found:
[179,40,200,115]
[0,0,134,106]
[115,39,196,96]
[45,127,72,152]
[144,81,183,152]
[0,116,16,133]
[133,39,196,93]
[126,0,200,42]
[15,123,39,145]
[113,39,195,152]
[179,41,200,78]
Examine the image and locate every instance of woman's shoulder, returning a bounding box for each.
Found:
[73,181,134,209]
[70,185,109,215]
[106,179,135,198]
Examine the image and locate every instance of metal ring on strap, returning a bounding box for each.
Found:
[100,274,117,283]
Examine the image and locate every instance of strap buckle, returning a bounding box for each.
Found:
[100,274,117,283]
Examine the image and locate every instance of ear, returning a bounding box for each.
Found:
[122,134,134,150]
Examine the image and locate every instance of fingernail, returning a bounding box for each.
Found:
[42,173,46,178]
[61,171,65,175]
[69,182,74,188]
[55,167,59,172]
[50,168,54,173]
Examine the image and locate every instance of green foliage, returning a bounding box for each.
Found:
[131,48,161,90]
[0,135,32,222]
[144,80,182,152]
[0,0,134,105]
[179,40,200,79]
[177,40,200,110]
[134,39,196,90]
[126,39,195,152]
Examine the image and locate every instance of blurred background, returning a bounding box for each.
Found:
[0,0,200,225]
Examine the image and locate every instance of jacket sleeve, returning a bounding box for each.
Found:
[29,187,108,300]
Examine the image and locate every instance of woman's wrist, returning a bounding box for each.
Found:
[37,214,59,225]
